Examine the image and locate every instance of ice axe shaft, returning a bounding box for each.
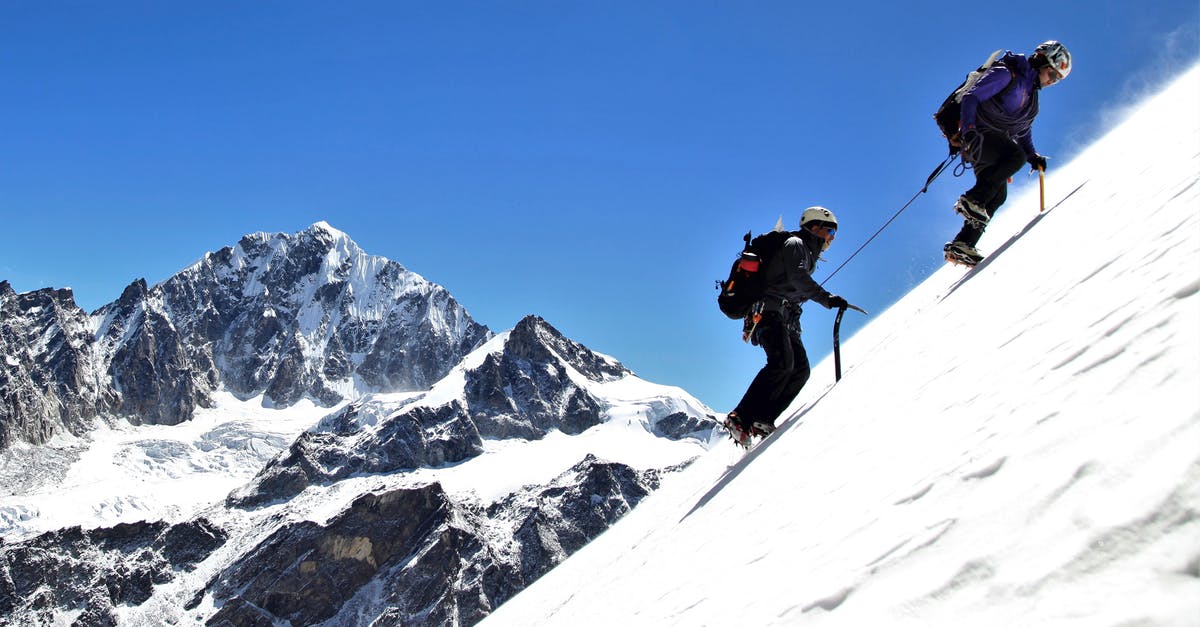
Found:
[1039,166,1046,212]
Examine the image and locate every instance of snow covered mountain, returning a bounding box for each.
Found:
[0,221,490,449]
[1,304,718,624]
[226,314,711,509]
[483,65,1200,626]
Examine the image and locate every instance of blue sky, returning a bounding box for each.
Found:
[2,1,1197,412]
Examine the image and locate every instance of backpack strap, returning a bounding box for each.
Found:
[953,49,1005,104]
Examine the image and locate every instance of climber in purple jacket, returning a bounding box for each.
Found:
[944,40,1072,267]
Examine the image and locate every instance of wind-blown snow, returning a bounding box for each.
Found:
[482,65,1200,626]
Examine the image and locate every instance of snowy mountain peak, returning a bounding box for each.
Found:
[1,223,490,449]
[304,219,352,242]
[505,315,629,383]
[113,277,148,310]
[1,283,79,313]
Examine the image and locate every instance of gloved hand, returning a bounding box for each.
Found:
[947,132,962,155]
[825,295,849,310]
[1028,153,1048,173]
[960,127,981,152]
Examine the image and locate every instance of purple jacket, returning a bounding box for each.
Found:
[960,52,1040,158]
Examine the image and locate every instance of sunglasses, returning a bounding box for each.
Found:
[809,224,836,239]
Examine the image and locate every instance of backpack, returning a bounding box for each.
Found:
[933,50,1016,150]
[716,229,792,320]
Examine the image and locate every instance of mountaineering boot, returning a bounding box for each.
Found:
[944,241,984,267]
[953,195,989,226]
[750,421,776,438]
[723,412,753,450]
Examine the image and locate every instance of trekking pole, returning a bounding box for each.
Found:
[821,155,957,287]
[833,304,868,382]
[1038,166,1046,212]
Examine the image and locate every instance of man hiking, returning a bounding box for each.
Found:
[945,40,1072,266]
[724,206,851,449]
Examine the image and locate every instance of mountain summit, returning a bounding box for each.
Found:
[0,222,490,449]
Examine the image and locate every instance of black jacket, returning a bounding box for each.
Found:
[760,229,834,313]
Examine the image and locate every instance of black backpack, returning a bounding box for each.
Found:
[716,229,792,320]
[934,50,1017,151]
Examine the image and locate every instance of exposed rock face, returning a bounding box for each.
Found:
[102,278,212,427]
[226,401,485,508]
[653,411,715,440]
[0,455,676,626]
[226,315,675,508]
[160,225,489,406]
[492,454,665,585]
[0,282,111,449]
[465,315,628,440]
[208,456,666,627]
[0,518,226,626]
[0,223,491,449]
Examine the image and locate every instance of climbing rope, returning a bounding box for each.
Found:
[820,153,961,287]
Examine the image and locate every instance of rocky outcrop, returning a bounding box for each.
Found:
[0,518,226,626]
[0,282,112,449]
[465,315,627,440]
[226,401,485,507]
[207,456,667,626]
[225,315,686,508]
[492,454,665,584]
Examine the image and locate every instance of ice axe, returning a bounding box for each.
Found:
[833,303,868,382]
[1038,166,1046,212]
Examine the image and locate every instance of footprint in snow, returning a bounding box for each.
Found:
[801,586,852,613]
[894,482,934,505]
[962,456,1006,481]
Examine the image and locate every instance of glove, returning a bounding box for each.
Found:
[947,132,962,155]
[825,295,849,310]
[960,127,981,150]
[1028,154,1048,173]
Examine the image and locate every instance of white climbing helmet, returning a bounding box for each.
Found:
[1035,40,1072,79]
[800,206,838,229]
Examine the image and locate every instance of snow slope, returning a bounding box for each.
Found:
[483,65,1200,626]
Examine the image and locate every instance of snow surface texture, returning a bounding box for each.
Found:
[483,66,1200,626]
